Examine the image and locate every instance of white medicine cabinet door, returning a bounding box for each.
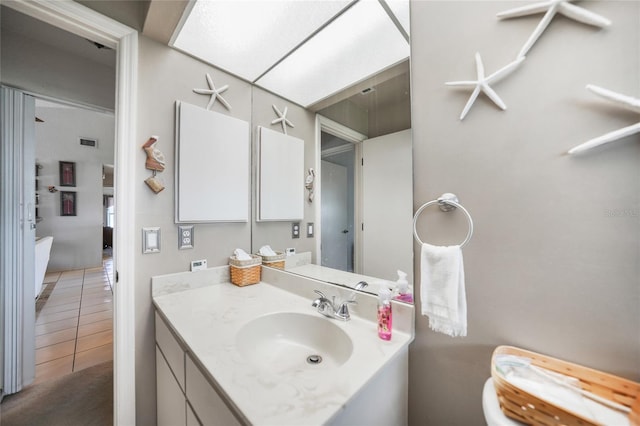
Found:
[175,101,250,223]
[257,126,304,221]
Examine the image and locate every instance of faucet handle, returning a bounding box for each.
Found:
[336,299,357,320]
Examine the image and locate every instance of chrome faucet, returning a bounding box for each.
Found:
[311,281,368,321]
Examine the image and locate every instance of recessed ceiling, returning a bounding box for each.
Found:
[171,0,410,108]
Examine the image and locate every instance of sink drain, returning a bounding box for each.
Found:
[306,354,323,365]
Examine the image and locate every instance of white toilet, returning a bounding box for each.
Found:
[482,378,525,426]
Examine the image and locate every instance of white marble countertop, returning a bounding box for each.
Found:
[153,273,413,426]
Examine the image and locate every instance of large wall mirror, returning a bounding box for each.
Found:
[171,0,413,302]
[249,3,413,303]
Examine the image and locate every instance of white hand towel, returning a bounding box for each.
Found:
[233,248,252,261]
[420,243,467,337]
[258,245,277,256]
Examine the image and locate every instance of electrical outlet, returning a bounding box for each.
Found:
[292,222,300,239]
[178,225,194,249]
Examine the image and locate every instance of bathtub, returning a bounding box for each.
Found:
[35,236,53,299]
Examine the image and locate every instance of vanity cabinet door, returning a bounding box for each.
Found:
[155,312,185,391]
[157,347,186,426]
[185,355,241,426]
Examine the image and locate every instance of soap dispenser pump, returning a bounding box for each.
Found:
[395,270,413,303]
[377,286,393,341]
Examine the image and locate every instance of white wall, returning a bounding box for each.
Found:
[34,103,115,271]
[409,2,640,424]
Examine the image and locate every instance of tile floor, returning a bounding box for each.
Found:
[34,257,113,384]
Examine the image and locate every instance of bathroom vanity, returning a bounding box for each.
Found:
[152,266,414,426]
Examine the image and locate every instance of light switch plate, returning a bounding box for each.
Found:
[178,225,194,250]
[291,222,300,239]
[142,227,161,254]
[306,222,314,238]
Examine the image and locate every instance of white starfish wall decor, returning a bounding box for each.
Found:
[497,0,611,58]
[445,53,525,120]
[193,73,232,111]
[271,104,295,134]
[568,85,640,154]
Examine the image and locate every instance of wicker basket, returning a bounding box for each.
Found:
[257,251,286,270]
[491,345,640,426]
[228,255,261,286]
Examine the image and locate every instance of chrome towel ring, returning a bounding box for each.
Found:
[413,193,474,248]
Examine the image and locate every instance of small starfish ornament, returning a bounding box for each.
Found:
[568,85,640,154]
[193,73,231,111]
[497,0,611,58]
[271,104,295,134]
[445,53,525,120]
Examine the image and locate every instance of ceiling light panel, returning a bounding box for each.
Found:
[255,1,409,107]
[172,0,352,82]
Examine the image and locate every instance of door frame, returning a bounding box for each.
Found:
[315,115,367,272]
[3,1,138,423]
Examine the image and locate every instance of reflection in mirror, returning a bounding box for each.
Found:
[268,67,414,303]
[223,1,414,302]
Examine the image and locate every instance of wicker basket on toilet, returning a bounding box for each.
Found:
[257,251,286,270]
[491,345,640,426]
[228,254,261,286]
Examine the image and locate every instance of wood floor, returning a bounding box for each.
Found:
[34,257,113,384]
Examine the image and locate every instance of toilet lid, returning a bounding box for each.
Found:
[482,378,525,426]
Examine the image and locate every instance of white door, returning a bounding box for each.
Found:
[1,87,37,394]
[321,160,349,271]
[361,129,413,283]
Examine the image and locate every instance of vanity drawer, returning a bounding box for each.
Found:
[156,346,186,426]
[186,355,241,426]
[155,312,185,391]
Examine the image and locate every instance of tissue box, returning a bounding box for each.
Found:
[228,255,261,286]
[257,251,286,270]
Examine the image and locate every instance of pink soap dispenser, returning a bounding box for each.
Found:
[377,286,392,341]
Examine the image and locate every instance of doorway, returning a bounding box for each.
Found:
[320,133,356,272]
[0,2,137,423]
[31,98,115,383]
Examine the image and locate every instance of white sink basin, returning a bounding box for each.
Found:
[236,312,353,373]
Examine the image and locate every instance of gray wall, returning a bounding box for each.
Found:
[251,86,317,259]
[35,103,115,271]
[409,1,640,424]
[135,35,254,423]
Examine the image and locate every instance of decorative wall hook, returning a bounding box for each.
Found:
[142,136,165,193]
[445,53,524,120]
[271,104,295,134]
[497,0,611,59]
[305,168,315,202]
[568,85,640,154]
[193,73,232,111]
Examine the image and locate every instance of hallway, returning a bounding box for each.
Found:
[34,257,113,384]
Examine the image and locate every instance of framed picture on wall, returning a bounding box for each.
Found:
[60,191,77,216]
[59,161,76,187]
